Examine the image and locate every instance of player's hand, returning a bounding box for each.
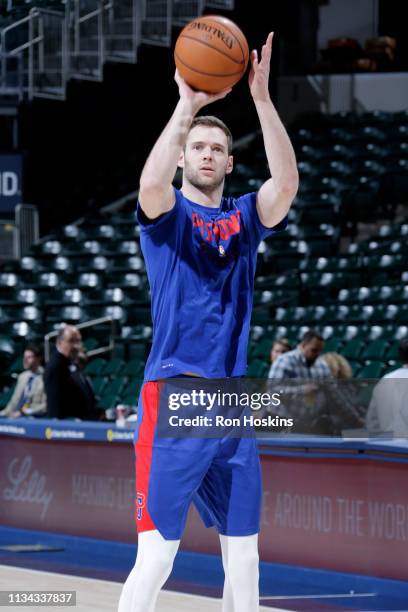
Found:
[249,32,273,102]
[174,70,231,112]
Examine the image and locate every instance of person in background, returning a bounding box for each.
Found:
[268,330,330,380]
[267,330,331,431]
[365,338,408,437]
[0,345,46,418]
[268,337,291,375]
[320,352,365,433]
[44,324,94,420]
[71,348,102,421]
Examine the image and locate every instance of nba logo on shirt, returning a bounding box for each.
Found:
[136,492,145,520]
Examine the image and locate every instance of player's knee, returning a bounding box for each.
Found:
[143,548,175,578]
[227,549,259,582]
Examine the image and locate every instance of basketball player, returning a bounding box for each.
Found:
[119,32,298,612]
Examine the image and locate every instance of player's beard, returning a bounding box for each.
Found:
[183,161,226,194]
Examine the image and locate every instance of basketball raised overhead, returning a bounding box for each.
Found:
[174,15,249,93]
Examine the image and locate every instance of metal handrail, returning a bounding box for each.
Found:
[1,7,67,100]
[44,316,115,363]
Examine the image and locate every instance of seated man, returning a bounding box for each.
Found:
[0,345,46,418]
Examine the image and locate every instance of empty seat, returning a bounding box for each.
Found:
[103,378,126,397]
[76,256,110,273]
[102,359,125,376]
[84,358,107,376]
[46,306,86,324]
[86,288,128,306]
[247,359,269,377]
[91,376,107,396]
[46,288,83,306]
[122,379,143,401]
[40,240,62,255]
[122,359,145,377]
[342,339,365,360]
[0,273,20,288]
[360,340,388,361]
[357,362,384,378]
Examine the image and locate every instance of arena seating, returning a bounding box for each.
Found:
[1,110,408,412]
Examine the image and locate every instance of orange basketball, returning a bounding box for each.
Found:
[174,15,249,93]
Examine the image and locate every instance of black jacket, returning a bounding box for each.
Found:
[44,350,98,420]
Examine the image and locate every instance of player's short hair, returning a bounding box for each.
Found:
[189,115,233,154]
[301,330,324,345]
[399,338,408,363]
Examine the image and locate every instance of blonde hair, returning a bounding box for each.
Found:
[323,352,353,379]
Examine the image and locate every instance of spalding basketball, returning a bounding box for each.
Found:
[174,15,249,93]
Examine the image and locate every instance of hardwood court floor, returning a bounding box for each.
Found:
[0,565,286,611]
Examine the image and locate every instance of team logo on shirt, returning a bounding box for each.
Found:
[136,492,145,520]
[192,210,241,244]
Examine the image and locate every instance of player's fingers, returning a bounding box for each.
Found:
[250,49,258,67]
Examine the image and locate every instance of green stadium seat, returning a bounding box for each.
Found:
[357,362,384,378]
[102,359,125,376]
[76,255,111,273]
[98,393,119,411]
[247,359,269,377]
[250,338,273,360]
[77,272,102,289]
[390,325,408,341]
[322,337,344,353]
[46,288,83,306]
[103,378,126,397]
[6,355,23,375]
[82,338,98,352]
[88,305,127,324]
[0,273,20,288]
[122,359,145,378]
[63,240,102,256]
[91,376,107,396]
[360,340,388,361]
[40,240,62,255]
[120,395,139,408]
[122,379,143,400]
[385,343,400,361]
[0,337,15,359]
[342,339,365,360]
[251,309,271,326]
[7,306,43,324]
[46,306,86,324]
[348,361,361,376]
[85,288,128,306]
[84,357,107,376]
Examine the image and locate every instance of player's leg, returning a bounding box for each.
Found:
[219,532,234,612]
[125,380,217,611]
[196,432,262,612]
[219,533,259,612]
[118,529,180,612]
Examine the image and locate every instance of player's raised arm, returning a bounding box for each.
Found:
[138,71,231,221]
[249,32,299,228]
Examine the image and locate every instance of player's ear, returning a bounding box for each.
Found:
[178,150,185,168]
[226,154,233,175]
